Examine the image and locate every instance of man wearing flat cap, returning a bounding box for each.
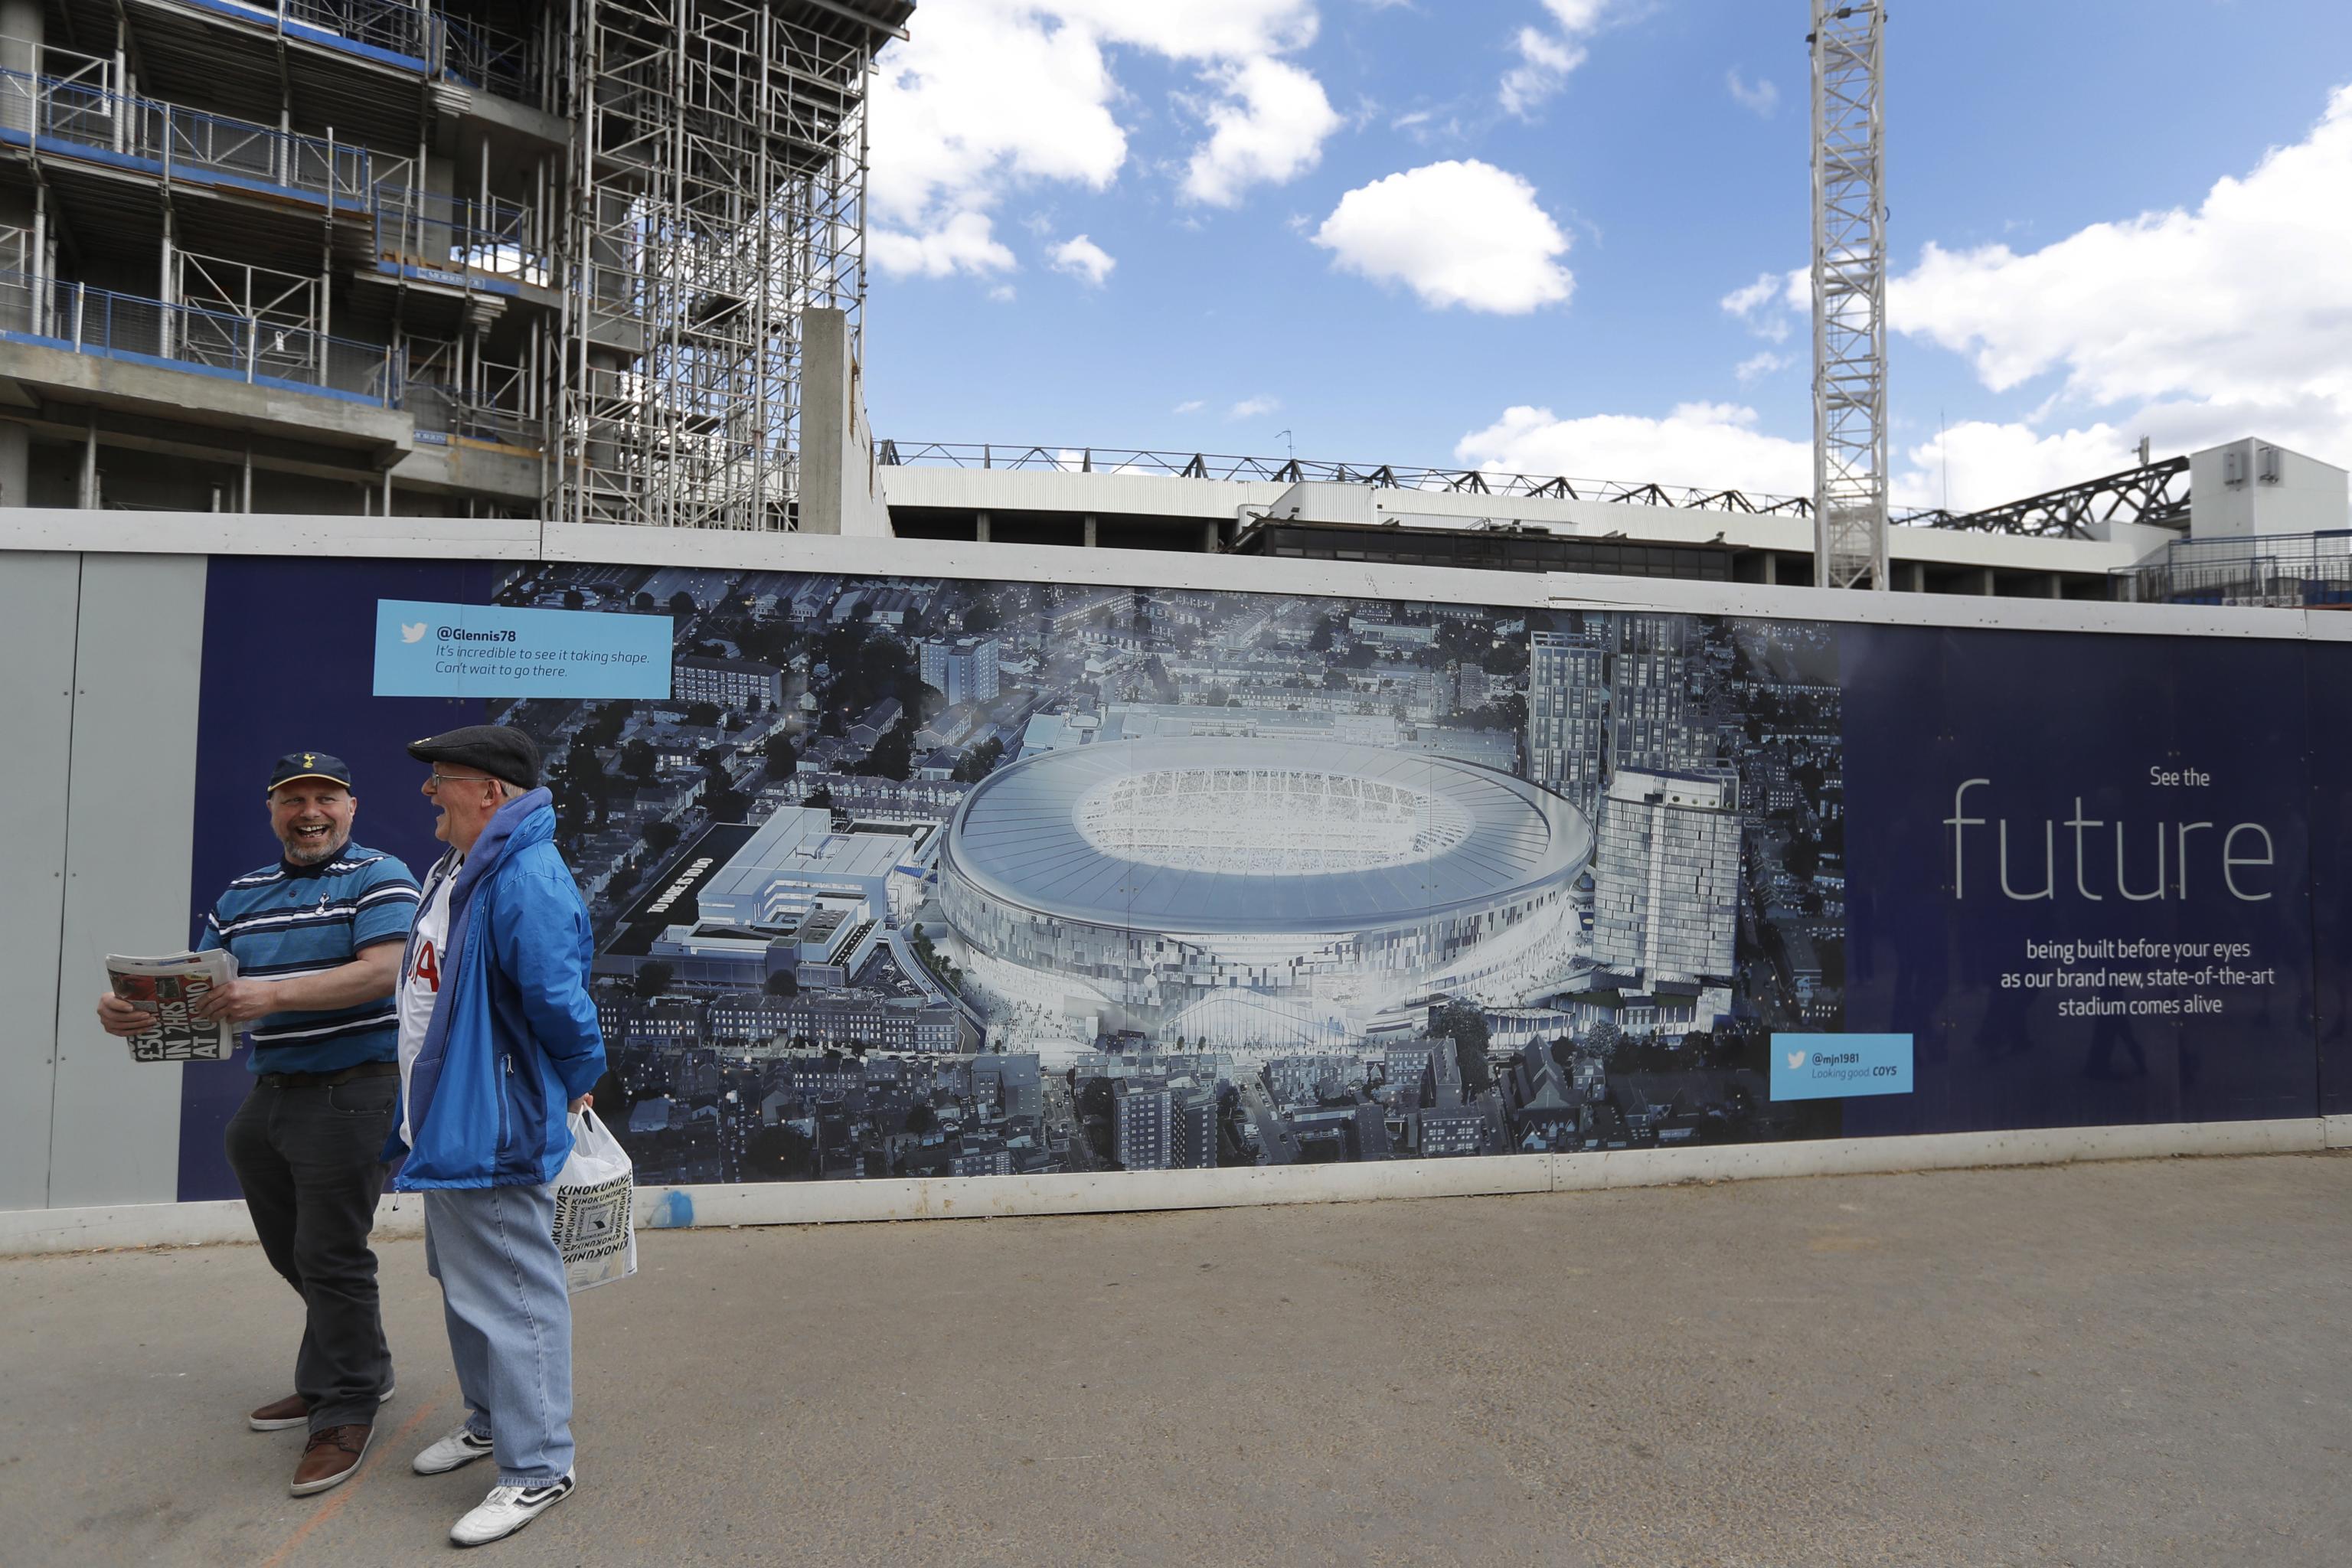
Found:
[95,753,420,1498]
[387,724,606,1547]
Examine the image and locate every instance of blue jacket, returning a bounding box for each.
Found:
[387,789,607,1190]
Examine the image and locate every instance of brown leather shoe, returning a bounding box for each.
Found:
[291,1423,374,1497]
[250,1394,309,1432]
[250,1383,396,1431]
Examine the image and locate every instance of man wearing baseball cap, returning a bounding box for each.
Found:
[387,724,606,1547]
[95,752,420,1497]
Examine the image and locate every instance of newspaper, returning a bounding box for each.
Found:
[106,951,240,1062]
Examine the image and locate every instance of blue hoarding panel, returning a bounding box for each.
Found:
[1840,623,2316,1136]
[179,557,501,1204]
[2305,640,2352,1118]
[166,554,2337,1200]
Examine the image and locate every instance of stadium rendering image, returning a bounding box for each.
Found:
[938,738,1593,1047]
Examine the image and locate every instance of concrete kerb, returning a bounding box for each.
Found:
[0,1118,2334,1257]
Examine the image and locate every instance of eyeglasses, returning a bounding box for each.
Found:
[425,768,497,792]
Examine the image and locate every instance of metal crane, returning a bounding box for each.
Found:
[1810,1,1889,589]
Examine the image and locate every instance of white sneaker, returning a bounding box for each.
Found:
[449,1473,575,1547]
[412,1424,496,1475]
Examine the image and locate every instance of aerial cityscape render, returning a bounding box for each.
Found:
[483,564,1848,1185]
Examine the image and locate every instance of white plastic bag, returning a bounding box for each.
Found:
[552,1106,637,1293]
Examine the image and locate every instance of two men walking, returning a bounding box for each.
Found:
[97,727,606,1547]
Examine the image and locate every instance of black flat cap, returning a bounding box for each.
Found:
[407,725,541,789]
[268,751,353,792]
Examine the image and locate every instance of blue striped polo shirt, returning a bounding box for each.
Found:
[195,841,422,1074]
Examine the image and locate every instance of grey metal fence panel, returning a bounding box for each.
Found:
[0,554,80,1209]
[47,553,209,1209]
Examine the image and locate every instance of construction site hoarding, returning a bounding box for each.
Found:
[0,524,2339,1221]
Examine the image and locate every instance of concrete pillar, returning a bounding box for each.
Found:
[0,421,26,506]
[1200,518,1219,554]
[1977,567,1998,596]
[1083,514,1097,547]
[799,306,893,537]
[2045,572,2066,599]
[799,307,851,536]
[1761,552,1779,586]
[975,511,990,543]
[0,0,40,86]
[0,0,39,168]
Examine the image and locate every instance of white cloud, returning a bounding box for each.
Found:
[1720,272,1782,317]
[1390,105,1467,147]
[1455,402,1815,495]
[1051,0,1316,60]
[1173,399,1206,414]
[1458,92,2352,513]
[1498,1,1612,118]
[1230,395,1282,419]
[1452,398,2146,516]
[1312,160,1573,313]
[867,211,1018,279]
[1181,56,1343,207]
[1499,29,1586,118]
[868,0,1335,273]
[1048,234,1116,286]
[1735,351,1790,384]
[1891,83,2352,468]
[1892,420,2135,514]
[1721,267,1804,344]
[1726,68,1778,117]
[868,3,1123,274]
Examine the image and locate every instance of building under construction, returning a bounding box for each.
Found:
[0,0,909,524]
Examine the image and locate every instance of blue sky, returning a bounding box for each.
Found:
[859,1,2352,512]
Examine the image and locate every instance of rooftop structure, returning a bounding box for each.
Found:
[697,805,927,929]
[2108,442,2352,606]
[877,452,2187,598]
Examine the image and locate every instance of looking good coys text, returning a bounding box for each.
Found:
[1944,779,2274,902]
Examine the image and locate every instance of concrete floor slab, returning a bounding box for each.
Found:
[3,1154,2348,1567]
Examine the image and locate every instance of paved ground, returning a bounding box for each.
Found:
[5,1154,2349,1567]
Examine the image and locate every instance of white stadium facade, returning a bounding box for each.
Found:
[937,737,1592,1046]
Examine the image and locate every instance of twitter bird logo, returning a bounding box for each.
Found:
[1785,1050,1806,1070]
[400,622,428,644]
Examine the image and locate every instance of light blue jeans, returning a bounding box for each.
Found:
[423,1184,574,1486]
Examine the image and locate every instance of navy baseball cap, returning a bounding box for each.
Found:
[267,751,354,793]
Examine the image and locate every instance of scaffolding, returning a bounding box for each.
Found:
[554,0,882,530]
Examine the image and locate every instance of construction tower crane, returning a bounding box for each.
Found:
[1810,1,1890,589]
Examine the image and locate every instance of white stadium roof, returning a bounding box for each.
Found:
[942,737,1589,934]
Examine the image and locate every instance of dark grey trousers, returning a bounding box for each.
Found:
[224,1074,398,1432]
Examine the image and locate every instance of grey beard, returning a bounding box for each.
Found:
[283,833,348,865]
